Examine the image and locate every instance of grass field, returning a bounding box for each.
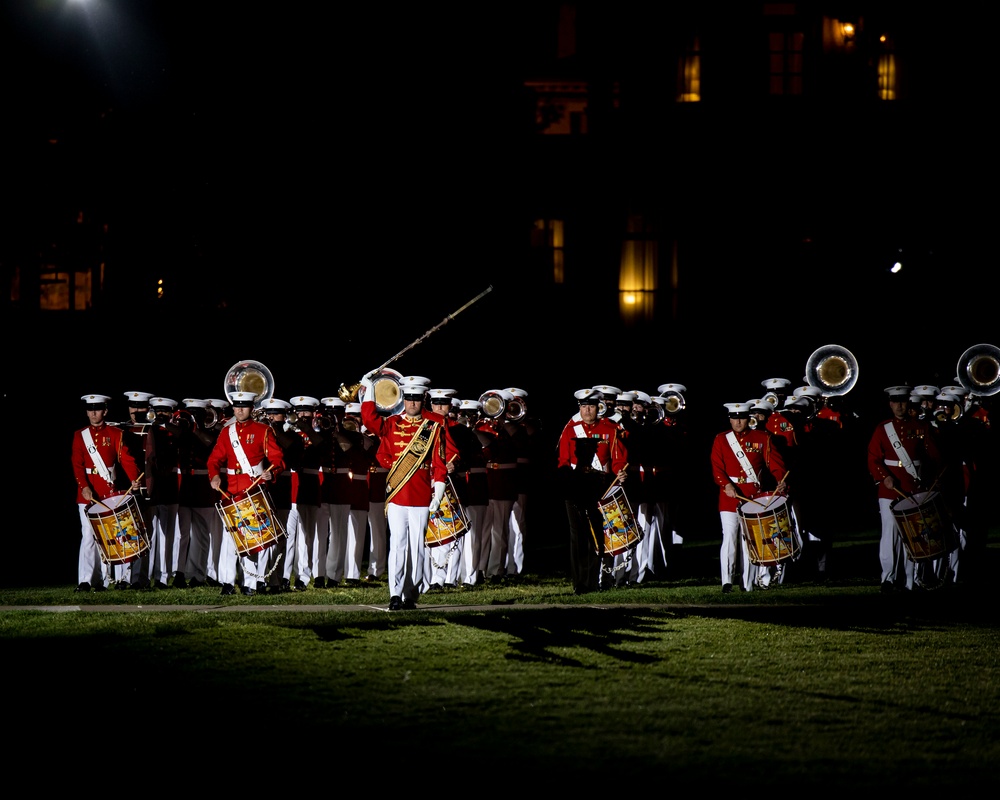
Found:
[2,527,997,790]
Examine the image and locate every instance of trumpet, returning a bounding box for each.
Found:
[317,414,336,431]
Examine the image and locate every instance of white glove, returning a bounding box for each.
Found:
[428,481,446,513]
[359,372,375,400]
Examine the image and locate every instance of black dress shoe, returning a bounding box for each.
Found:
[294,579,306,591]
[206,577,221,587]
[115,580,130,590]
[75,582,92,593]
[313,577,326,589]
[220,583,236,596]
[256,581,266,594]
[327,579,340,588]
[279,579,291,593]
[402,598,417,610]
[241,586,256,596]
[722,583,733,594]
[188,578,204,588]
[173,574,188,589]
[93,583,107,592]
[388,596,402,611]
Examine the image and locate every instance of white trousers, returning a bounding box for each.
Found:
[177,506,218,582]
[345,508,370,581]
[324,502,350,582]
[386,502,429,603]
[486,498,514,578]
[367,504,388,578]
[458,503,489,585]
[77,505,110,587]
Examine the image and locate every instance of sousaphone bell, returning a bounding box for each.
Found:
[805,344,859,396]
[223,360,275,409]
[956,343,1000,396]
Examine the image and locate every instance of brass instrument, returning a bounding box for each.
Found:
[203,406,219,429]
[933,397,963,424]
[657,383,687,414]
[805,344,859,396]
[223,360,275,410]
[479,390,509,420]
[647,401,665,425]
[506,397,527,421]
[956,343,1000,396]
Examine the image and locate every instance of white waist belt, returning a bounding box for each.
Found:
[488,463,517,470]
[225,467,263,476]
[885,459,921,467]
[729,476,757,485]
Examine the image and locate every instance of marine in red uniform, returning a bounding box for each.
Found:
[556,388,629,595]
[711,402,787,593]
[207,391,286,596]
[359,373,453,610]
[867,385,943,592]
[72,394,143,592]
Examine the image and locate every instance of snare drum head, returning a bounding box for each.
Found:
[740,493,786,515]
[87,493,128,517]
[891,491,932,513]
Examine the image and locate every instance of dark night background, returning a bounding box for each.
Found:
[2,3,996,585]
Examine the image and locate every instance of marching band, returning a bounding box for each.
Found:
[72,341,998,601]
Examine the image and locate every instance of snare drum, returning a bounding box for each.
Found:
[738,493,799,566]
[426,478,469,548]
[890,491,958,562]
[598,484,643,556]
[87,493,149,566]
[215,485,285,556]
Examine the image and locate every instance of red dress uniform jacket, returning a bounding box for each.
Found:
[556,416,628,475]
[206,419,285,495]
[710,429,786,513]
[766,411,798,447]
[72,423,142,504]
[361,400,450,507]
[867,416,942,500]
